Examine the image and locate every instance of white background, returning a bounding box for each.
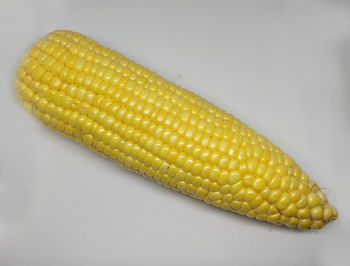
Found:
[1,1,350,265]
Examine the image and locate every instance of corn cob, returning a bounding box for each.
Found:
[15,30,337,229]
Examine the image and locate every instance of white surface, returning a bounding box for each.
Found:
[1,0,350,265]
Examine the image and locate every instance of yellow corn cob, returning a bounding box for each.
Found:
[15,30,337,229]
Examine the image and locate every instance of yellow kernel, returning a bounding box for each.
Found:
[210,152,220,164]
[217,171,229,185]
[209,182,220,192]
[96,112,107,125]
[83,134,94,145]
[252,178,265,191]
[268,190,282,204]
[177,181,187,191]
[196,187,208,197]
[263,168,275,182]
[75,116,86,130]
[192,161,203,176]
[283,154,294,167]
[66,69,77,83]
[290,190,302,202]
[297,208,310,219]
[179,110,191,122]
[228,159,238,170]
[228,171,241,185]
[260,187,271,199]
[208,138,219,150]
[244,188,257,203]
[276,193,291,210]
[232,134,243,145]
[247,158,258,173]
[255,201,270,214]
[260,150,271,163]
[296,195,307,208]
[299,183,309,195]
[228,144,239,157]
[237,148,247,162]
[287,217,299,227]
[234,188,246,201]
[316,191,328,204]
[289,178,299,190]
[239,163,247,175]
[243,174,255,186]
[267,213,280,222]
[218,156,229,169]
[280,176,291,191]
[41,72,53,84]
[256,214,268,221]
[51,61,64,74]
[231,181,243,195]
[311,220,324,229]
[192,176,202,187]
[103,68,115,81]
[32,66,45,80]
[269,175,281,189]
[279,215,289,224]
[311,206,323,220]
[309,181,319,192]
[282,204,298,217]
[276,165,288,176]
[209,191,222,201]
[88,107,99,121]
[300,172,310,182]
[200,164,211,179]
[307,193,321,208]
[173,169,185,182]
[298,219,311,229]
[217,139,229,153]
[103,115,115,130]
[223,193,233,203]
[200,149,210,163]
[249,194,263,208]
[200,178,211,190]
[208,167,220,182]
[82,120,93,135]
[256,163,267,176]
[183,158,194,172]
[322,205,334,221]
[268,154,278,167]
[37,98,48,111]
[49,77,61,89]
[229,200,240,210]
[76,87,86,100]
[241,202,251,212]
[267,205,278,215]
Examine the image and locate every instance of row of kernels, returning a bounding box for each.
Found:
[47,32,252,136]
[25,85,155,174]
[49,32,139,77]
[29,60,250,176]
[27,92,184,191]
[31,47,252,159]
[24,72,237,187]
[28,39,306,193]
[40,38,268,160]
[37,39,129,85]
[27,83,252,206]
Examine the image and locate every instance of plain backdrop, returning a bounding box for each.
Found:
[0,0,350,265]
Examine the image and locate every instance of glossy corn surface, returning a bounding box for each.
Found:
[15,30,337,229]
